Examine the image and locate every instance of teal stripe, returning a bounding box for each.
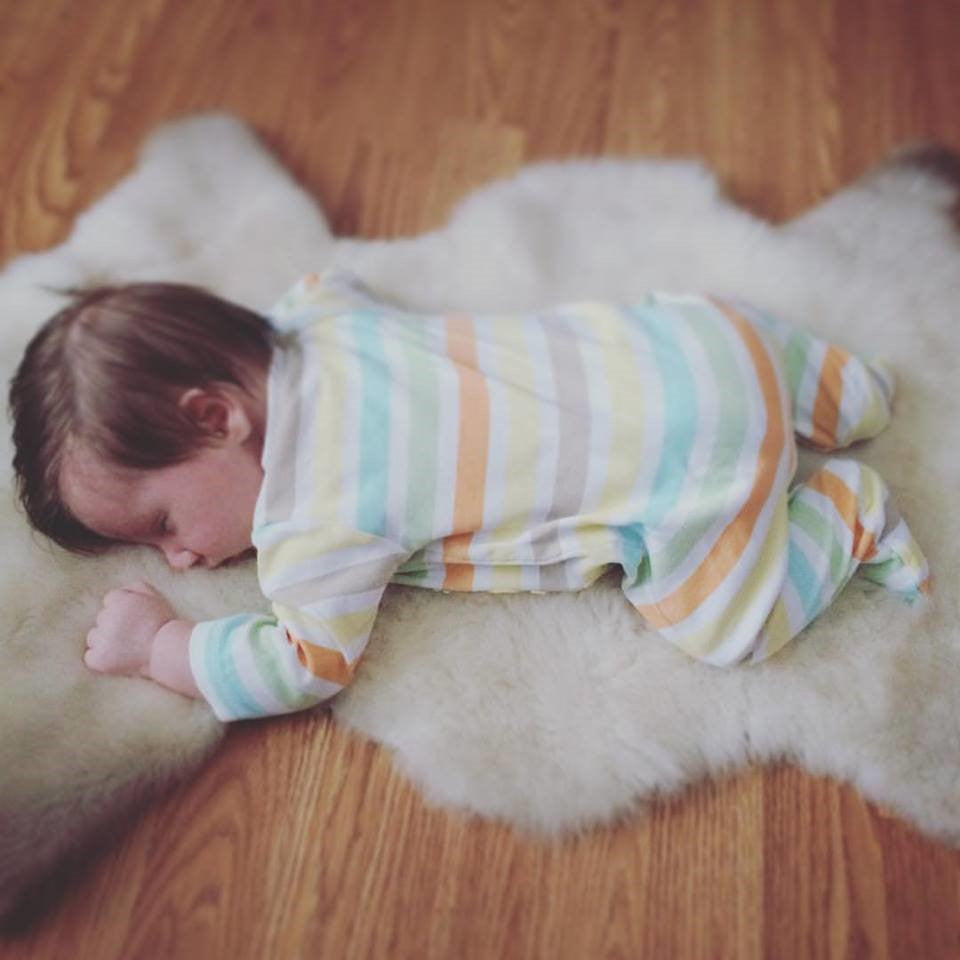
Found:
[785,538,822,622]
[617,523,646,582]
[352,311,392,536]
[203,616,268,720]
[628,303,699,525]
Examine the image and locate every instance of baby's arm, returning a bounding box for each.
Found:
[148,619,199,698]
[84,582,199,699]
[83,581,341,719]
[85,524,408,720]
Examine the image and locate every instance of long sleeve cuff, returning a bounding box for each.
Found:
[189,615,338,722]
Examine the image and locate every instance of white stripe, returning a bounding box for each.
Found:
[259,535,403,595]
[876,565,922,592]
[522,314,559,559]
[470,565,493,590]
[620,308,665,523]
[338,322,362,527]
[292,334,320,528]
[521,563,542,590]
[253,346,285,531]
[838,359,865,440]
[780,574,809,636]
[302,586,385,620]
[566,308,611,514]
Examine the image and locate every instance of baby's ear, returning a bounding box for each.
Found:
[178,387,251,443]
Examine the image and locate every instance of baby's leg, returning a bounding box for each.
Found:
[732,302,895,451]
[753,458,930,662]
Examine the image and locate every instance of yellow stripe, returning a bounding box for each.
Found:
[588,303,643,509]
[307,324,347,519]
[481,314,539,553]
[759,596,793,660]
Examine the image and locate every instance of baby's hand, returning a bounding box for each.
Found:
[84,581,176,677]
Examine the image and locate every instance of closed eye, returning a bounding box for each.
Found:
[154,512,173,537]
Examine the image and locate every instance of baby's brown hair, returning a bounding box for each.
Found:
[9,283,275,554]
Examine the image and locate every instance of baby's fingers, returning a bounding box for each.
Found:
[84,629,108,672]
[84,629,130,676]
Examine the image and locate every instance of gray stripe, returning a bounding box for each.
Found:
[537,558,572,591]
[535,314,591,561]
[261,336,304,526]
[522,521,574,560]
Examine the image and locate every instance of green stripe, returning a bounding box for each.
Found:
[789,496,847,588]
[247,617,306,709]
[400,325,440,545]
[783,335,810,416]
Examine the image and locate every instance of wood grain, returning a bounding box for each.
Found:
[2,0,960,956]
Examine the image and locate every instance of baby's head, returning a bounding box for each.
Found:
[9,283,274,568]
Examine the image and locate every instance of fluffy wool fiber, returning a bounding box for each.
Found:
[1,115,958,921]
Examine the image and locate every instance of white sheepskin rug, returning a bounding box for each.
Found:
[2,115,958,921]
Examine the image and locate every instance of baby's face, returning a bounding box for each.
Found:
[61,441,263,570]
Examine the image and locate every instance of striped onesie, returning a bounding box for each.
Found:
[189,270,930,721]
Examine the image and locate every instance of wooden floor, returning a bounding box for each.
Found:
[2,0,960,957]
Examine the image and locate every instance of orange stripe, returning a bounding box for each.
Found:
[635,302,790,628]
[809,345,848,450]
[805,469,877,561]
[287,631,356,685]
[442,314,490,591]
[440,561,475,591]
